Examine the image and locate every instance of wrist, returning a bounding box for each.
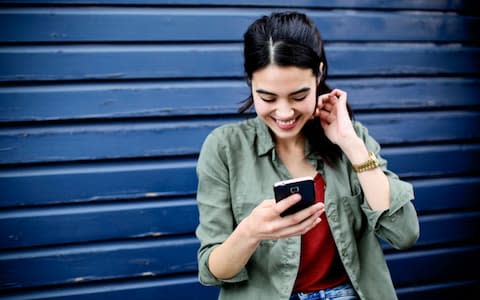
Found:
[339,136,369,164]
[352,151,381,173]
[238,216,262,246]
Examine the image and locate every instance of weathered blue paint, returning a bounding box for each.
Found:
[386,245,480,285]
[0,146,479,209]
[0,158,199,207]
[0,237,200,289]
[1,9,478,42]
[0,1,479,299]
[0,112,479,164]
[0,198,200,248]
[1,78,479,122]
[0,0,474,11]
[1,45,479,81]
[0,275,219,300]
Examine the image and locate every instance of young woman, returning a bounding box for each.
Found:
[195,11,419,300]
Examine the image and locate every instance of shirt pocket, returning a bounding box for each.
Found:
[339,184,365,237]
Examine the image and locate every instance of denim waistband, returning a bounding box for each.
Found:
[290,282,357,300]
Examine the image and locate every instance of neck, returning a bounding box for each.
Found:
[275,134,305,154]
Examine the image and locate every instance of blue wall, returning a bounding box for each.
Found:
[0,1,479,299]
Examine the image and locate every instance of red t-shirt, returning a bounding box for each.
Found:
[293,173,348,292]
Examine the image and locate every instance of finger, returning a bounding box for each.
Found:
[299,201,324,218]
[319,110,335,124]
[321,94,336,106]
[322,94,341,112]
[315,98,324,116]
[319,93,337,107]
[300,216,322,235]
[274,193,302,215]
[278,210,323,237]
[318,92,331,102]
[330,89,347,101]
[330,94,351,129]
[322,102,333,111]
[283,202,324,226]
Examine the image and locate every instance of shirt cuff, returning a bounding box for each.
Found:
[360,176,414,229]
[198,245,249,286]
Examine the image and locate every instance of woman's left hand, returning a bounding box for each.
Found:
[316,89,358,150]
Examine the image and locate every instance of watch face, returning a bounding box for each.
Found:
[370,152,380,167]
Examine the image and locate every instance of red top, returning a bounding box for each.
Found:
[293,173,348,292]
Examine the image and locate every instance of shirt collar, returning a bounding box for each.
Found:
[253,117,275,157]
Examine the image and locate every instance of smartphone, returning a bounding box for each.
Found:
[273,176,316,217]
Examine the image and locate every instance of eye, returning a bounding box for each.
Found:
[260,97,276,102]
[292,94,308,101]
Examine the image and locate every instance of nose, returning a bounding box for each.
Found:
[276,103,294,119]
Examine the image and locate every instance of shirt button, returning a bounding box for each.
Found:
[331,213,338,222]
[341,249,347,257]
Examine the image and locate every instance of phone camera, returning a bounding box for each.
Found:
[290,186,300,193]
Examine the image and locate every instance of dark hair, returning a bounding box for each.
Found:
[239,11,353,165]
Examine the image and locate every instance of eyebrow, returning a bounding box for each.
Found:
[255,87,311,97]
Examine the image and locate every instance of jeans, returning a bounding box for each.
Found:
[290,283,358,300]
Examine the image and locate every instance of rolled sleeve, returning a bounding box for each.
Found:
[355,121,420,250]
[361,174,419,249]
[197,244,249,285]
[195,131,249,286]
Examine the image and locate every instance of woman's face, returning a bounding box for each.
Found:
[251,64,317,143]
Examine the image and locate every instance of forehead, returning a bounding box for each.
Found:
[251,65,316,92]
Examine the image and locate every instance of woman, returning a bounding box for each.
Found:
[195,11,419,300]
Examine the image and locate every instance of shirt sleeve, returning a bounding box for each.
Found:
[195,130,249,286]
[353,121,420,250]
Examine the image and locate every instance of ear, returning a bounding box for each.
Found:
[317,62,324,84]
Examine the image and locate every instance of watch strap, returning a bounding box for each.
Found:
[352,151,380,173]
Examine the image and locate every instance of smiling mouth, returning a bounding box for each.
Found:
[274,117,298,129]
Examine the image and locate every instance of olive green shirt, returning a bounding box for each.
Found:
[195,117,419,300]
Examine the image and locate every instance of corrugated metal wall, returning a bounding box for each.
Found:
[0,1,479,299]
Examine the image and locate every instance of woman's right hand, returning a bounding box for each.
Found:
[243,194,324,242]
[208,193,324,280]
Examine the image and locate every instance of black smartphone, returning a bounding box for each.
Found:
[273,176,316,217]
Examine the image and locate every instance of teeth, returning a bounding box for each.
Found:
[276,119,295,126]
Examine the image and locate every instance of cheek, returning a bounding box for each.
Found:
[253,98,270,116]
[298,95,317,113]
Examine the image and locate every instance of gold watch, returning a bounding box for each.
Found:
[352,151,380,173]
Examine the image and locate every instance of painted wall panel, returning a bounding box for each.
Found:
[1,219,479,289]
[0,78,479,123]
[1,200,478,249]
[1,112,479,164]
[2,45,479,81]
[1,9,478,42]
[0,0,474,11]
[1,146,479,208]
[0,276,219,300]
